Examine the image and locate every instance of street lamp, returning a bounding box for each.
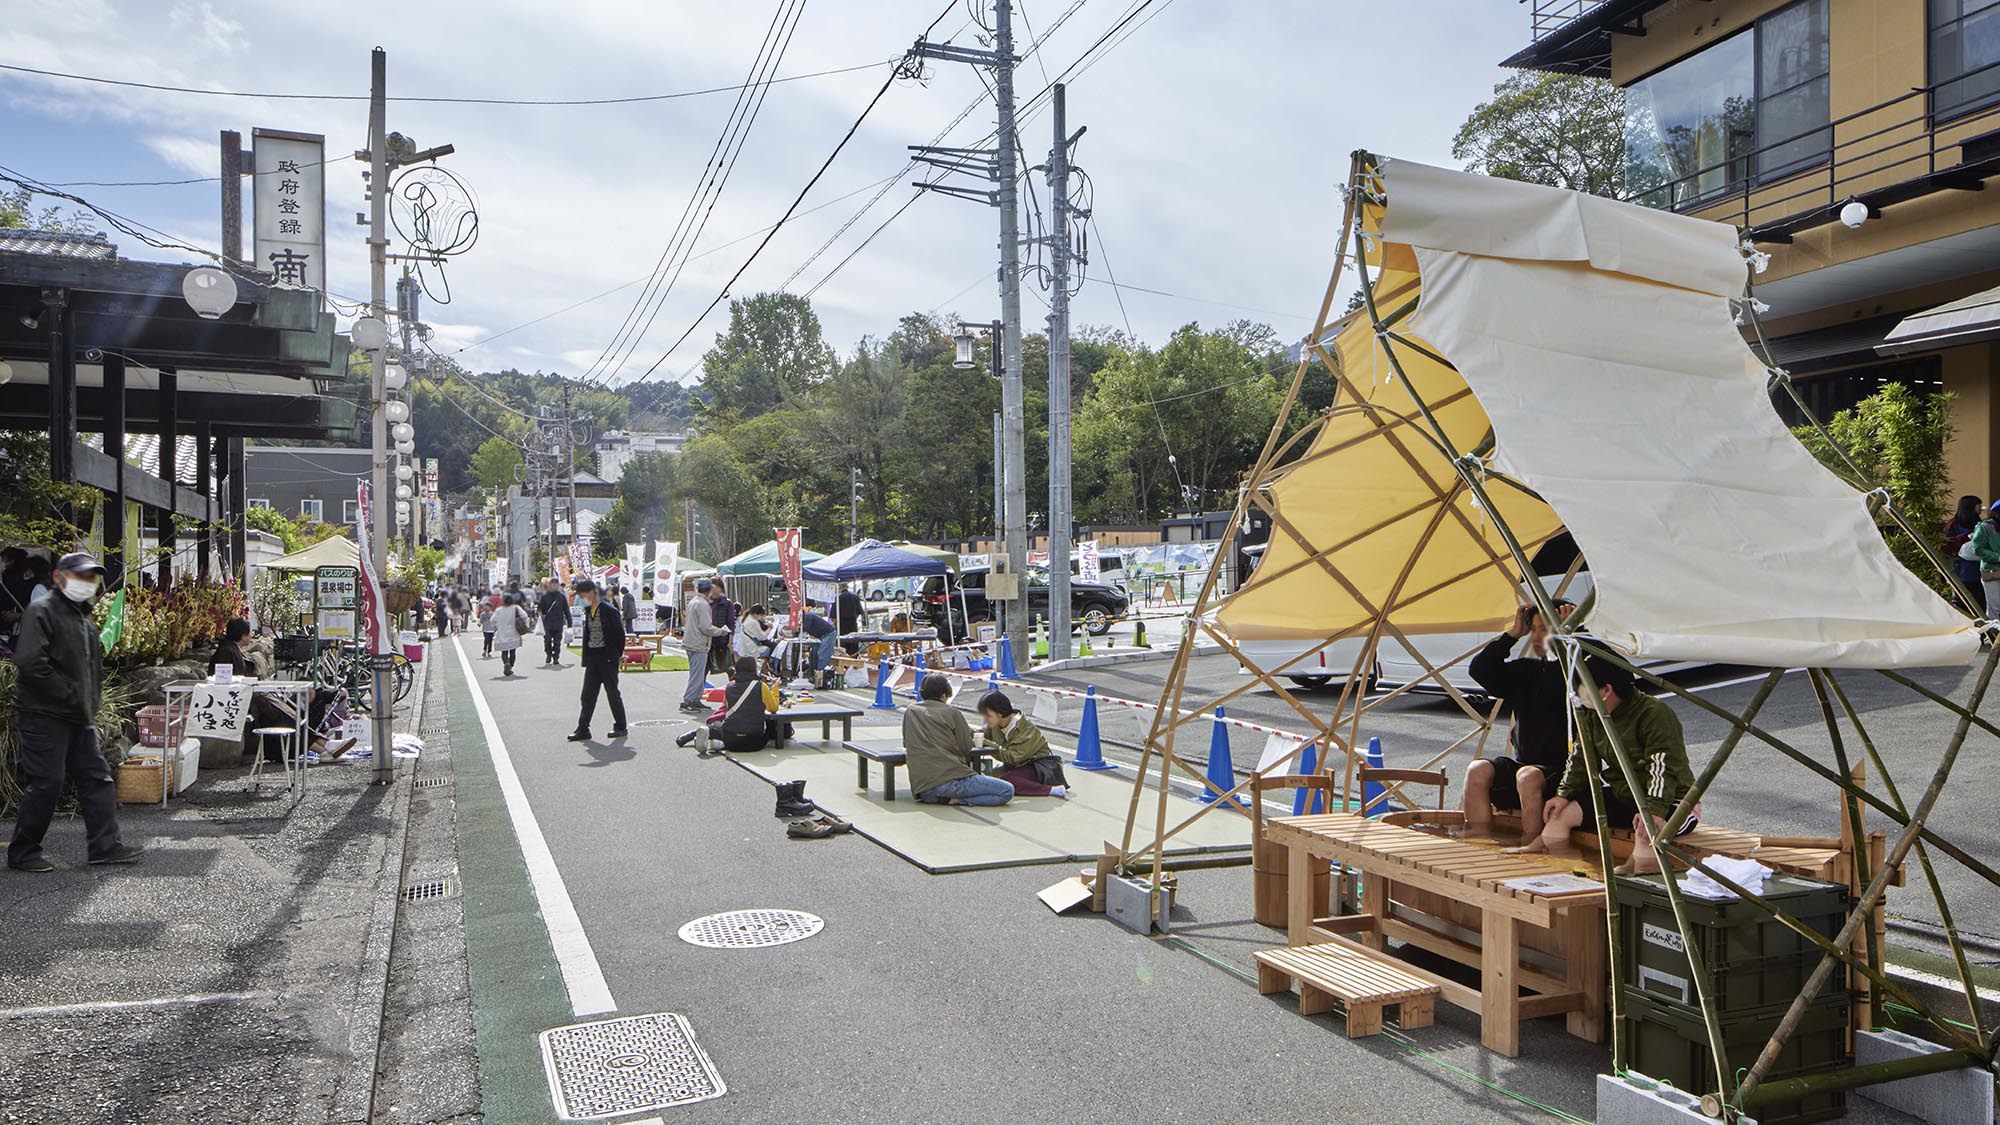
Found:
[181,266,238,319]
[350,315,389,350]
[384,399,410,423]
[382,363,407,391]
[953,326,976,369]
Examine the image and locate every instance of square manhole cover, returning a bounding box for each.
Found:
[540,1012,724,1119]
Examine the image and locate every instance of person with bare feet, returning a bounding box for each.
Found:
[1461,600,1573,841]
[1507,656,1695,874]
[903,675,1013,807]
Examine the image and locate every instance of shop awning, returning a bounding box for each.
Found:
[261,535,359,572]
[1876,283,2000,357]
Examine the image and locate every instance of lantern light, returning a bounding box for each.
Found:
[181,266,238,319]
[395,484,413,500]
[395,439,414,456]
[383,363,407,391]
[953,326,976,370]
[385,399,410,424]
[396,463,414,481]
[350,316,389,350]
[1839,199,1872,229]
[391,422,414,442]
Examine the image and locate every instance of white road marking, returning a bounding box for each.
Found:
[450,636,617,1018]
[0,991,273,1019]
[1684,667,1804,694]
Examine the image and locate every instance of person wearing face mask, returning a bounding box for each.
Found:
[7,553,143,873]
[567,579,629,742]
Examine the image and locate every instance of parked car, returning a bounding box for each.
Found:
[917,565,1130,641]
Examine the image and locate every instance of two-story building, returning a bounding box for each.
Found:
[1507,0,2000,497]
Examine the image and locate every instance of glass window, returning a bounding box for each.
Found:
[343,500,359,524]
[1756,0,1832,179]
[300,499,322,522]
[1625,30,1756,207]
[1933,0,2000,118]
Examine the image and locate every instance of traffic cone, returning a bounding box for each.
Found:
[986,671,999,697]
[1072,685,1115,771]
[1033,616,1048,660]
[1292,739,1322,817]
[1077,627,1093,658]
[1362,736,1386,816]
[870,656,898,710]
[908,650,927,698]
[997,633,1018,679]
[1133,618,1150,649]
[1198,706,1246,807]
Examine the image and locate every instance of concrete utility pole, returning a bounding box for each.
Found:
[1043,83,1086,661]
[910,0,1028,664]
[364,47,393,786]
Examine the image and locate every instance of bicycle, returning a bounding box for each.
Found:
[311,642,413,713]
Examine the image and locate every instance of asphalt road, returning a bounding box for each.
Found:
[439,636,1938,1124]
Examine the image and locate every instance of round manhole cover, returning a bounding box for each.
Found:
[677,909,824,949]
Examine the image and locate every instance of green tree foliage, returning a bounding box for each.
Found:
[699,292,837,423]
[1452,73,1626,197]
[590,452,680,563]
[676,436,766,560]
[243,505,299,552]
[469,436,525,493]
[1792,384,1955,595]
[0,186,99,234]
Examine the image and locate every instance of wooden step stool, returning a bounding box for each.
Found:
[1254,942,1440,1037]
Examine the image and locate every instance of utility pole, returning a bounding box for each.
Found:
[363,47,393,786]
[991,412,1003,559]
[1042,83,1087,661]
[909,0,1028,663]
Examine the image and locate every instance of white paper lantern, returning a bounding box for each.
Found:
[391,422,414,442]
[181,266,238,319]
[385,399,410,423]
[383,363,407,391]
[395,439,414,456]
[350,316,389,350]
[395,484,413,500]
[395,463,414,481]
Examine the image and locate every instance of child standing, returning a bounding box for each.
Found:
[478,602,495,658]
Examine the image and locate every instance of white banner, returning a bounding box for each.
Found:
[653,541,679,605]
[634,602,657,633]
[188,683,251,741]
[251,128,325,294]
[624,542,644,596]
[1078,539,1101,583]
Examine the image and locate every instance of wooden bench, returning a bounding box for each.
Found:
[619,643,655,671]
[1254,941,1439,1037]
[845,737,995,801]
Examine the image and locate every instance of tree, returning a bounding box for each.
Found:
[699,292,837,423]
[1793,384,1956,597]
[244,505,301,553]
[0,187,99,234]
[676,436,765,560]
[1452,73,1626,198]
[469,436,524,493]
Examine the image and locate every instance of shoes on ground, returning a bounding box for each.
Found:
[675,730,701,748]
[9,856,57,873]
[566,730,591,742]
[814,814,853,835]
[679,703,707,713]
[88,845,145,866]
[607,726,629,739]
[786,818,835,839]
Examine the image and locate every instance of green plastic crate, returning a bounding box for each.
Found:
[1620,988,1850,1125]
[1616,872,1847,1015]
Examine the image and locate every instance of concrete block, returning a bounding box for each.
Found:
[1105,874,1166,935]
[1855,1028,1995,1125]
[1596,1073,1712,1124]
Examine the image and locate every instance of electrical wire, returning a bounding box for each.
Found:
[0,57,894,106]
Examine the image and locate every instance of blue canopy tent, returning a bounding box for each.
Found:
[803,539,964,646]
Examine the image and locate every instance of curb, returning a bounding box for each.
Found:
[1032,640,1219,676]
[330,643,430,1124]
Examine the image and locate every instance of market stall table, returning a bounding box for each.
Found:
[163,678,314,804]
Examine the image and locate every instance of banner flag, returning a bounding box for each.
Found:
[775,528,803,630]
[355,481,395,654]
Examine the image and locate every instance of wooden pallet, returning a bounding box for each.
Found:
[1254,941,1440,1037]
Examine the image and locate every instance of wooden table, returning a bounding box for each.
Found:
[767,704,864,748]
[1266,811,1609,1056]
[844,737,997,801]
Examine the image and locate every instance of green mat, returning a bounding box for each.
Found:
[726,732,1252,874]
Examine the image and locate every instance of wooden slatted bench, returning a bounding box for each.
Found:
[1254,941,1439,1037]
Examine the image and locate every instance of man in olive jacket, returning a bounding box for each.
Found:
[8,553,143,873]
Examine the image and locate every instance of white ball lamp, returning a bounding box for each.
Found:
[1839,199,1871,229]
[350,316,389,351]
[384,399,411,423]
[382,363,408,391]
[391,422,414,443]
[395,439,414,456]
[181,266,238,319]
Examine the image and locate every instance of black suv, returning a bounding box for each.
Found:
[916,565,1130,641]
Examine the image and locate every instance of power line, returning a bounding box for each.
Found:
[0,57,893,106]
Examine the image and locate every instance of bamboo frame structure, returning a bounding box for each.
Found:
[1117,150,2000,1117]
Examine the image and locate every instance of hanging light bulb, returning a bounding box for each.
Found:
[383,363,407,391]
[391,421,414,442]
[385,399,410,423]
[396,484,414,500]
[395,439,415,456]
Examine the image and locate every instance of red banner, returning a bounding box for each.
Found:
[775,528,803,630]
[355,481,395,654]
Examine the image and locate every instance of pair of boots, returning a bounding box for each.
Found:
[774,779,813,818]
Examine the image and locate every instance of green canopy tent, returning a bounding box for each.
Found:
[714,541,824,576]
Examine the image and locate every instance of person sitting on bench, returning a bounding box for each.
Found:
[903,675,1013,806]
[677,657,770,754]
[1508,655,1696,874]
[1461,599,1573,841]
[976,690,1068,799]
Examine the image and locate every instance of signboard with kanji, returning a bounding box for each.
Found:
[316,564,359,642]
[188,683,251,741]
[252,127,326,294]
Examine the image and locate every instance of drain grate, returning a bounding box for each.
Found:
[413,777,449,790]
[540,1012,725,1118]
[403,878,456,903]
[677,909,823,950]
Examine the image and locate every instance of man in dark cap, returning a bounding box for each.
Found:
[8,553,143,873]
[568,579,629,742]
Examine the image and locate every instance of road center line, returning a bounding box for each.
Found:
[450,635,616,1018]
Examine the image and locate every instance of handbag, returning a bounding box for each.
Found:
[1029,754,1069,789]
[1960,538,1980,561]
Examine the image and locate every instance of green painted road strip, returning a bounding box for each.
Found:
[443,637,575,1124]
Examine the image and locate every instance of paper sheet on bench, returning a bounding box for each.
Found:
[1500,873,1603,896]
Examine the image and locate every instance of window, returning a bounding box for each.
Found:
[300,499,322,522]
[1625,0,1829,208]
[1932,0,2000,119]
[343,500,359,524]
[249,498,271,510]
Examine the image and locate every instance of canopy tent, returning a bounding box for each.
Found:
[1217,157,1976,670]
[259,535,360,572]
[715,540,824,576]
[806,539,948,582]
[886,540,960,573]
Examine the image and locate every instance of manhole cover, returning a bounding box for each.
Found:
[677,909,824,949]
[539,1012,724,1119]
[403,878,456,903]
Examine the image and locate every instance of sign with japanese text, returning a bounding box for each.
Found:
[652,541,678,607]
[252,128,325,294]
[775,528,803,630]
[1078,540,1101,584]
[189,683,252,741]
[315,564,359,641]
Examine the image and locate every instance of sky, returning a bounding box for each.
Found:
[1,1,1532,387]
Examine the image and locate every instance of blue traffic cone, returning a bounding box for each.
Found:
[1072,685,1114,771]
[986,671,999,697]
[870,657,898,710]
[997,634,1018,679]
[1293,739,1322,816]
[1362,736,1386,815]
[1198,706,1245,807]
[908,650,927,698]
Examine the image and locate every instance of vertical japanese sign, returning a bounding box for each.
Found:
[653,541,679,607]
[355,482,395,655]
[1078,539,1101,584]
[570,533,593,578]
[251,128,325,294]
[775,528,803,630]
[623,543,644,598]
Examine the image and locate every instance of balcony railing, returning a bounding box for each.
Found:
[1628,56,2000,243]
[1528,0,1607,39]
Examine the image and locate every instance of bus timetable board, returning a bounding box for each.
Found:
[315,565,359,642]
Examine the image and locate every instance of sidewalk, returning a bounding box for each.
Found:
[0,659,428,1124]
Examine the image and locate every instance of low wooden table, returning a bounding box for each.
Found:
[1266,811,1609,1056]
[767,704,864,748]
[843,737,996,801]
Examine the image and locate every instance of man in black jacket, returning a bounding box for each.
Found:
[8,553,142,873]
[568,580,629,741]
[1462,598,1573,841]
[537,578,572,668]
